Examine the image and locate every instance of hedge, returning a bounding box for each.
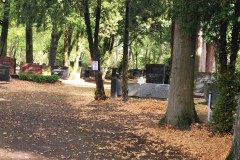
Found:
[19,73,59,83]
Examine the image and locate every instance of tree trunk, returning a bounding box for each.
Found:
[135,51,138,69]
[83,0,106,100]
[63,26,69,67]
[49,24,63,66]
[0,0,10,57]
[229,0,240,75]
[67,26,75,57]
[26,23,33,63]
[218,21,228,74]
[227,99,240,160]
[206,43,216,73]
[122,0,130,101]
[170,21,175,70]
[163,21,199,129]
[144,46,149,66]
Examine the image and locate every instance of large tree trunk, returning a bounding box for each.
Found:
[26,23,33,63]
[163,21,199,129]
[48,24,63,66]
[83,0,106,100]
[122,0,130,101]
[227,99,240,160]
[0,0,10,57]
[229,0,240,75]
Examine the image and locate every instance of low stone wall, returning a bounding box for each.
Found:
[128,83,169,99]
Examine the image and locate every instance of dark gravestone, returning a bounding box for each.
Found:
[111,68,117,78]
[146,64,165,84]
[80,67,92,79]
[78,60,82,67]
[0,65,10,81]
[111,78,117,98]
[70,61,74,68]
[111,68,121,98]
[51,66,69,80]
[0,57,15,74]
[20,63,43,75]
[85,70,90,78]
[128,69,143,79]
[133,69,142,78]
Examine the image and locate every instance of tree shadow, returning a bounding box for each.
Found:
[0,89,197,159]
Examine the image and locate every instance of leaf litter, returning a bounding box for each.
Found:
[0,79,231,160]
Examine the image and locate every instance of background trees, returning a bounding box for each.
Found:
[0,0,10,57]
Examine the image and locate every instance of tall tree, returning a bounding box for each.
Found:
[25,21,33,63]
[162,21,199,129]
[48,23,63,66]
[122,0,130,101]
[0,0,10,57]
[160,0,200,129]
[82,0,106,100]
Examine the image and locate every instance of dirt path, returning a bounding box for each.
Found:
[0,80,231,160]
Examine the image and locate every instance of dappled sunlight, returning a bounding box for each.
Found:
[0,148,50,160]
[0,80,232,159]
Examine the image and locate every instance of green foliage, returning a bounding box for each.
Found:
[172,0,202,35]
[211,75,238,133]
[19,73,59,83]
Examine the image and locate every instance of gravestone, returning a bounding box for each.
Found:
[0,65,10,81]
[128,83,141,97]
[80,67,92,79]
[140,83,169,99]
[128,69,143,79]
[127,83,169,99]
[0,56,15,74]
[195,72,212,97]
[146,64,165,84]
[20,63,43,75]
[51,66,69,80]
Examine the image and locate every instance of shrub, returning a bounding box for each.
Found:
[19,73,59,83]
[211,74,238,132]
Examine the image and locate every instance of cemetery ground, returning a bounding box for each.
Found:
[0,79,231,160]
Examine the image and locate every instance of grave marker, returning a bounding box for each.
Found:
[0,56,15,74]
[20,63,43,75]
[146,64,165,84]
[51,66,69,80]
[0,65,10,81]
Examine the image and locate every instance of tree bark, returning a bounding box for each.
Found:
[48,24,63,66]
[218,21,228,74]
[0,0,10,57]
[206,43,216,73]
[26,22,33,63]
[170,21,175,70]
[122,0,130,101]
[63,26,69,67]
[229,0,240,75]
[83,0,106,100]
[227,99,240,160]
[163,21,199,129]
